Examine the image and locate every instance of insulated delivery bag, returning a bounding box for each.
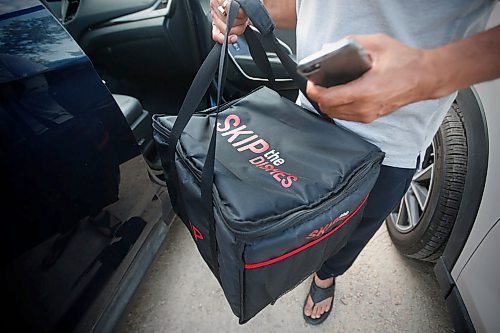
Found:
[153,0,385,324]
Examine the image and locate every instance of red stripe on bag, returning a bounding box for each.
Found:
[244,195,369,270]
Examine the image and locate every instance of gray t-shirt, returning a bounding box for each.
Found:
[295,0,495,168]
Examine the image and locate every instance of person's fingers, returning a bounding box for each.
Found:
[233,14,249,26]
[211,9,227,32]
[327,102,381,123]
[210,0,225,20]
[306,33,425,122]
[212,24,225,44]
[304,295,313,316]
[235,6,247,19]
[225,35,238,44]
[307,81,356,106]
[305,71,385,122]
[211,20,242,44]
[211,5,248,43]
[309,86,381,123]
[209,0,218,10]
[306,81,326,103]
[211,0,247,27]
[212,7,247,27]
[228,19,249,36]
[211,11,233,43]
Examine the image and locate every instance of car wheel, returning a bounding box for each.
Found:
[385,103,467,262]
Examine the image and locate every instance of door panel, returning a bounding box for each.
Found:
[63,0,158,37]
[225,27,299,102]
[0,4,170,331]
[61,0,213,173]
[70,0,211,117]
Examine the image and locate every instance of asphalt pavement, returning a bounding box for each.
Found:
[115,218,455,333]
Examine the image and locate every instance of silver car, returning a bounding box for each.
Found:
[384,5,500,333]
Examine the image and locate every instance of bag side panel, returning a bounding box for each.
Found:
[173,156,221,275]
[240,167,379,322]
[214,214,246,319]
[154,115,245,320]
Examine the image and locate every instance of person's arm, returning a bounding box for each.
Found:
[426,25,500,98]
[211,0,296,44]
[306,26,500,123]
[262,0,296,29]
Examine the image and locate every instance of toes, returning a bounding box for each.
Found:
[316,304,325,318]
[311,298,333,319]
[312,304,320,319]
[305,293,334,320]
[304,295,313,317]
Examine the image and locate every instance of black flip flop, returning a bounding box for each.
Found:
[303,277,335,325]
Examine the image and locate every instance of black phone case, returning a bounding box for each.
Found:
[297,42,371,87]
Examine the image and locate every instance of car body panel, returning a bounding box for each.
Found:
[455,219,500,333]
[451,3,500,279]
[446,4,500,331]
[0,2,171,332]
[451,79,500,279]
[451,77,500,333]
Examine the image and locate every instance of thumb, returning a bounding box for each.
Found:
[306,80,327,103]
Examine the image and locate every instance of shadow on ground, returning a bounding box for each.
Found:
[115,218,454,333]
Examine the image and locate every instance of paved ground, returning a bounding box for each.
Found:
[115,218,455,333]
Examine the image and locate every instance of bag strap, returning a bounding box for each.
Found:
[166,0,323,277]
[237,1,323,114]
[243,27,276,85]
[165,2,240,278]
[164,45,220,229]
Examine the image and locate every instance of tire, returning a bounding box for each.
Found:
[385,103,467,262]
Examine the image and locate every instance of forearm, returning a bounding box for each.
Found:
[424,25,500,99]
[262,0,296,29]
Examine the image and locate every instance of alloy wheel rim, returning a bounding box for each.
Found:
[387,141,435,233]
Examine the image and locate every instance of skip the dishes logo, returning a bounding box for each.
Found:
[217,114,298,188]
[306,211,350,239]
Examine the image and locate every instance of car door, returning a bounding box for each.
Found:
[40,0,214,175]
[224,19,300,102]
[0,2,173,332]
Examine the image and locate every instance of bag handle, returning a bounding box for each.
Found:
[236,0,323,113]
[165,2,240,278]
[165,0,322,276]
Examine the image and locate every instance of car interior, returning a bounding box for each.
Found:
[40,0,299,186]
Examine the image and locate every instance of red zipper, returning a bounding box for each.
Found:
[244,195,368,269]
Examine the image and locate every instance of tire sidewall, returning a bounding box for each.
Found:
[386,129,445,248]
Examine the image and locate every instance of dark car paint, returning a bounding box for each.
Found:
[0,3,172,332]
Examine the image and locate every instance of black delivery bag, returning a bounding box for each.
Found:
[153,0,384,324]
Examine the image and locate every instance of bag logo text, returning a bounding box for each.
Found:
[217,114,298,188]
[189,222,204,241]
[306,211,350,239]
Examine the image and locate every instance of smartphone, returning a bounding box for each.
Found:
[297,38,371,87]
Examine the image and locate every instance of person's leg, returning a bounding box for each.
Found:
[317,165,416,279]
[304,164,416,321]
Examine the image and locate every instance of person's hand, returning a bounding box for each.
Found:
[306,34,434,123]
[210,0,250,44]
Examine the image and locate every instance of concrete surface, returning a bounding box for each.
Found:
[115,218,455,333]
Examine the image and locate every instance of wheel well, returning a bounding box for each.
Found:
[440,87,489,271]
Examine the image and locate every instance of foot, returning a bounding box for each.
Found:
[303,274,335,323]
